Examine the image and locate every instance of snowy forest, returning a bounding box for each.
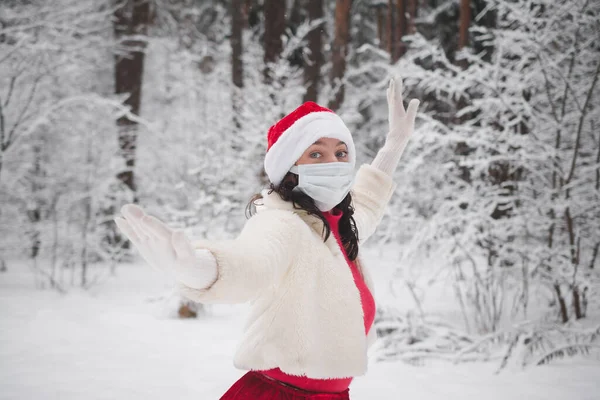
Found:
[1,0,599,398]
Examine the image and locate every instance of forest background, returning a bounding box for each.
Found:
[1,0,599,371]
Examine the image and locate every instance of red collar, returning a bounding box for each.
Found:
[321,209,343,229]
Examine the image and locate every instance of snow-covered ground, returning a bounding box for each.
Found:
[1,250,599,400]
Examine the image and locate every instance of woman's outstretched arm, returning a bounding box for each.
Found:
[351,77,419,243]
[116,204,300,305]
[115,204,219,290]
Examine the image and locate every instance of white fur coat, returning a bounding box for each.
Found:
[179,164,396,379]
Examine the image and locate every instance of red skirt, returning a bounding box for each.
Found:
[220,371,351,400]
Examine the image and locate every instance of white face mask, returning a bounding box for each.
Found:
[289,162,355,212]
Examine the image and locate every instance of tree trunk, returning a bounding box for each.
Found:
[231,0,244,128]
[458,0,470,50]
[387,0,396,62]
[243,0,260,28]
[263,0,286,85]
[572,285,583,319]
[80,132,94,288]
[113,0,150,197]
[27,142,43,259]
[595,121,599,191]
[395,0,407,59]
[328,0,352,111]
[581,287,588,318]
[289,0,305,32]
[590,242,599,270]
[407,0,417,34]
[287,0,304,27]
[554,283,569,323]
[0,104,4,181]
[303,0,324,103]
[287,0,308,68]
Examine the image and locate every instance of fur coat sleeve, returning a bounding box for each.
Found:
[350,164,396,244]
[178,209,302,304]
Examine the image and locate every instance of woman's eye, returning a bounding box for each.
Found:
[310,152,321,159]
[336,151,348,158]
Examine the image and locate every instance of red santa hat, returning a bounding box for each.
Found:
[264,102,356,186]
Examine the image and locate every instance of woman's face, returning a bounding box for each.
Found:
[295,137,349,165]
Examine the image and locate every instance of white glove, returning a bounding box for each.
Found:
[371,77,420,176]
[114,204,218,290]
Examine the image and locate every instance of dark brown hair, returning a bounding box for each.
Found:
[246,172,360,261]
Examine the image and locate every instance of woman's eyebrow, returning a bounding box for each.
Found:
[311,140,347,146]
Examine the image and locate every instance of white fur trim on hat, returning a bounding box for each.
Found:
[264,111,355,186]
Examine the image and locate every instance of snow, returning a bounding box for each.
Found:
[1,254,599,400]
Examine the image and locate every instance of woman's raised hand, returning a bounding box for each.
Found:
[385,77,419,150]
[369,77,420,176]
[114,204,218,290]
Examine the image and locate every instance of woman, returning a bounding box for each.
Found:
[115,78,419,399]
